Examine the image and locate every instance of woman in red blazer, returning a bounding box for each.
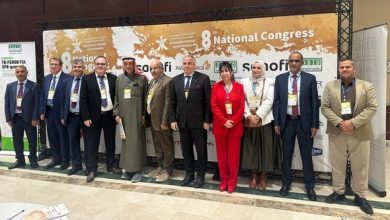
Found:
[211,62,245,193]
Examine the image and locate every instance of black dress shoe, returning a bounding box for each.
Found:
[279,184,290,196]
[30,161,39,169]
[67,166,82,176]
[86,171,96,182]
[180,174,195,186]
[107,166,122,174]
[8,161,26,169]
[354,195,374,215]
[45,160,61,169]
[326,192,346,203]
[59,162,70,170]
[306,188,317,201]
[194,176,205,188]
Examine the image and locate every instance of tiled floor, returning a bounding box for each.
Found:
[0,147,389,219]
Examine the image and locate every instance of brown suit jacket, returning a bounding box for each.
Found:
[148,74,172,130]
[321,79,377,141]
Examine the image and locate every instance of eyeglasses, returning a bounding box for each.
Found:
[288,59,301,63]
[95,63,106,66]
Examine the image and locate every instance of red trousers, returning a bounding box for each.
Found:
[215,135,241,190]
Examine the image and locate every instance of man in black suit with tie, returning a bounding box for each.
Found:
[169,55,211,188]
[80,56,120,182]
[40,57,71,170]
[273,51,319,201]
[5,65,40,169]
[60,59,85,175]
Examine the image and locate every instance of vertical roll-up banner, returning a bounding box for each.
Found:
[43,13,337,170]
[353,24,387,196]
[0,42,37,153]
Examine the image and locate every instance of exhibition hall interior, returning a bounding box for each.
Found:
[0,0,389,219]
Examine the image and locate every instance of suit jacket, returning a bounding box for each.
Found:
[61,76,82,122]
[148,74,172,130]
[211,81,245,137]
[4,79,40,123]
[321,79,377,140]
[168,71,211,129]
[39,72,71,119]
[241,77,275,126]
[273,71,319,132]
[80,72,116,123]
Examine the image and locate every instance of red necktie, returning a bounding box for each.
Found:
[17,82,24,111]
[292,75,299,116]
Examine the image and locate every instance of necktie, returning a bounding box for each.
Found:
[99,76,108,108]
[184,75,191,99]
[71,78,80,109]
[47,76,56,106]
[50,76,57,90]
[184,76,191,91]
[292,75,299,116]
[17,82,24,111]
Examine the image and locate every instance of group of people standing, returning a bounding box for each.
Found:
[4,51,377,215]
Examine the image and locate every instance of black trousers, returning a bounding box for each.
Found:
[281,117,315,189]
[66,113,85,167]
[83,111,116,172]
[11,114,37,162]
[179,126,208,176]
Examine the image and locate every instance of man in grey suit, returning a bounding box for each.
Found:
[146,59,174,182]
[273,51,319,201]
[321,59,377,214]
[4,65,40,169]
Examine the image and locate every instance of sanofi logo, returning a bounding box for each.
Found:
[312,147,322,156]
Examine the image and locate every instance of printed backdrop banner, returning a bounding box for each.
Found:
[43,13,337,171]
[352,24,387,194]
[0,42,37,151]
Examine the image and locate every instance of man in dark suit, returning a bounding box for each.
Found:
[80,55,120,182]
[169,55,211,188]
[39,57,71,170]
[60,59,85,175]
[4,65,40,169]
[273,51,319,201]
[146,59,174,183]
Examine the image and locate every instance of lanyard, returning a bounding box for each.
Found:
[224,83,232,100]
[341,84,353,101]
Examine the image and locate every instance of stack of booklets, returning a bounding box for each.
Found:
[22,204,69,220]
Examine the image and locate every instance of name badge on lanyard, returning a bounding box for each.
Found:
[225,102,232,115]
[341,102,352,115]
[48,90,55,99]
[71,93,78,102]
[288,94,298,106]
[147,89,154,104]
[248,96,260,109]
[100,89,107,99]
[16,97,22,107]
[124,88,131,99]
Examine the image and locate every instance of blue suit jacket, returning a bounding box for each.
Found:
[60,76,81,122]
[273,71,319,132]
[4,79,40,123]
[39,72,71,119]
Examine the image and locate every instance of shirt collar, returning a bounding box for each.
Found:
[184,72,194,78]
[53,71,62,78]
[289,71,301,78]
[341,78,355,87]
[18,79,27,85]
[95,72,106,78]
